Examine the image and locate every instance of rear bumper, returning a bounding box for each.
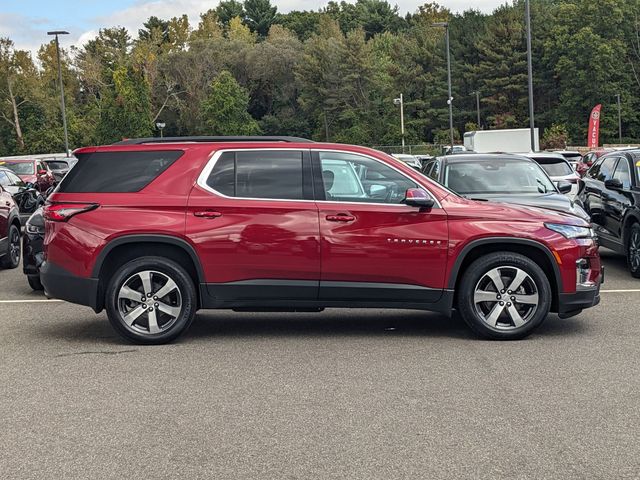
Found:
[40,261,100,311]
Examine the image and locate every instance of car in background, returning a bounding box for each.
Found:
[0,158,56,193]
[43,157,76,183]
[421,154,589,221]
[23,207,44,290]
[578,149,640,277]
[40,136,601,344]
[0,167,47,224]
[578,149,613,177]
[554,150,583,171]
[444,145,468,155]
[525,152,580,197]
[391,153,422,170]
[0,180,21,269]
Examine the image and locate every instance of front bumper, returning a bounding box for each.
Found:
[40,261,100,312]
[22,233,43,276]
[556,266,603,319]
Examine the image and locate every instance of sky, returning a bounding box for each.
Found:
[1,0,506,54]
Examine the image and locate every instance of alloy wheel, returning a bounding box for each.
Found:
[473,266,539,330]
[9,228,20,265]
[117,270,182,335]
[630,229,640,272]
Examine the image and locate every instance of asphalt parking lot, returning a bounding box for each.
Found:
[1,249,639,479]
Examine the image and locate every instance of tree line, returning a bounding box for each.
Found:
[0,0,639,156]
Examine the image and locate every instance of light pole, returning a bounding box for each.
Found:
[616,93,622,142]
[393,94,405,153]
[156,122,166,139]
[525,0,536,152]
[47,30,70,157]
[472,91,481,128]
[432,22,454,149]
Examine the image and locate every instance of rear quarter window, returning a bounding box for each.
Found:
[57,150,183,193]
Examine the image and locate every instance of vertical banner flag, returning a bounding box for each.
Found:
[587,104,602,149]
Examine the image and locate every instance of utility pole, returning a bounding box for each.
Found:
[473,91,481,128]
[616,94,622,142]
[525,0,536,152]
[47,31,70,157]
[432,22,454,149]
[394,94,405,153]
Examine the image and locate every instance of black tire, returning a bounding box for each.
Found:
[27,275,44,291]
[105,256,197,345]
[457,252,552,340]
[0,224,21,269]
[627,223,640,278]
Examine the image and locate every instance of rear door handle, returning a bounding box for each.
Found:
[326,214,355,222]
[194,211,222,219]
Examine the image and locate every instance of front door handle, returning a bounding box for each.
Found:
[326,214,355,222]
[194,211,222,219]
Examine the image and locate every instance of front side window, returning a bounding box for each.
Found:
[206,150,304,200]
[587,157,605,179]
[612,158,631,189]
[318,152,417,204]
[597,156,619,182]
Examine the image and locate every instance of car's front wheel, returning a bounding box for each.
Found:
[627,223,640,278]
[105,257,197,344]
[457,252,551,340]
[1,224,21,269]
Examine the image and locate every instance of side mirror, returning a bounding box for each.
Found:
[38,169,47,175]
[404,188,435,209]
[604,178,623,191]
[556,180,572,194]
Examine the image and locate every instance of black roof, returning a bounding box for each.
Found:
[113,136,314,145]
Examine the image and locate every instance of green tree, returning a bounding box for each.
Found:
[244,0,279,37]
[200,70,261,135]
[216,0,245,28]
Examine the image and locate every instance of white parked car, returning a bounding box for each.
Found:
[524,152,580,197]
[391,154,422,170]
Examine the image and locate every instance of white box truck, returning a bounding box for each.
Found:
[463,128,539,153]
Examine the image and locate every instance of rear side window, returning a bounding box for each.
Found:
[57,150,183,193]
[206,150,304,200]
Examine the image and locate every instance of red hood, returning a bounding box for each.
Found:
[440,193,589,227]
[18,174,37,183]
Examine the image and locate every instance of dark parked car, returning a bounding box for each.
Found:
[23,207,44,290]
[41,136,602,344]
[0,158,56,193]
[0,167,47,224]
[0,179,21,269]
[421,154,589,221]
[577,149,613,177]
[578,149,640,277]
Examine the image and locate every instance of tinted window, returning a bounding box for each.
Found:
[319,152,417,204]
[587,157,605,179]
[45,161,68,170]
[597,156,618,182]
[533,158,573,176]
[58,150,183,193]
[206,151,304,200]
[613,158,631,189]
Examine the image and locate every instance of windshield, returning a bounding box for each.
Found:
[444,160,556,195]
[532,158,573,176]
[45,161,68,170]
[0,160,35,175]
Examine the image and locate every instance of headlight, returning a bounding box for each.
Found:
[545,223,593,239]
[25,223,44,235]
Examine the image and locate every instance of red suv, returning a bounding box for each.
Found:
[41,137,603,344]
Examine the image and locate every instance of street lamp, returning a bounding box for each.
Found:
[393,94,405,153]
[432,22,454,150]
[47,30,70,157]
[524,0,536,152]
[616,93,622,142]
[156,122,166,139]
[471,91,481,128]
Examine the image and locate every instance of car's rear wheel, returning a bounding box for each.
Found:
[457,252,551,340]
[1,224,21,269]
[628,223,640,278]
[105,256,197,344]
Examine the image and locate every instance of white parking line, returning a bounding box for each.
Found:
[0,299,63,303]
[600,289,640,293]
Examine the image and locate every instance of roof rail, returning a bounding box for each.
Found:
[113,136,314,145]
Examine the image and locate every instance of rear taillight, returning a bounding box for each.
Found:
[43,203,98,222]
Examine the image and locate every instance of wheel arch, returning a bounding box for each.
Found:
[448,237,562,312]
[622,211,640,246]
[92,235,205,312]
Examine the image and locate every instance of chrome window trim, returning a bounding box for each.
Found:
[197,147,441,208]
